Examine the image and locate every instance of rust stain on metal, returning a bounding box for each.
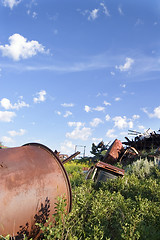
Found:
[95,161,125,176]
[0,143,72,238]
[62,151,80,164]
[103,139,124,164]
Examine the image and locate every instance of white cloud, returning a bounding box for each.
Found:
[116,57,134,72]
[120,84,126,88]
[92,137,103,144]
[1,136,14,144]
[2,0,21,9]
[105,114,111,121]
[60,140,75,155]
[68,122,85,127]
[120,131,127,136]
[100,3,110,16]
[55,111,61,115]
[1,98,29,110]
[118,6,124,15]
[106,129,117,138]
[8,128,26,137]
[61,103,74,107]
[33,90,46,103]
[0,111,16,122]
[132,114,140,120]
[63,111,72,118]
[84,105,91,112]
[143,106,160,119]
[66,127,92,141]
[115,97,121,101]
[32,12,37,19]
[90,118,103,127]
[138,125,145,130]
[85,105,105,112]
[111,71,115,76]
[0,34,47,61]
[113,116,133,129]
[103,101,111,106]
[66,122,92,140]
[93,106,105,112]
[88,9,99,20]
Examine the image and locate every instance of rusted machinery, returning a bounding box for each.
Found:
[102,139,124,164]
[0,143,72,239]
[86,161,125,183]
[62,151,80,164]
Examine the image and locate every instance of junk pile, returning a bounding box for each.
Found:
[123,129,160,151]
[87,129,160,183]
[1,129,160,238]
[87,139,126,182]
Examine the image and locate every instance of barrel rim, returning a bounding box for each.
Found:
[22,142,72,212]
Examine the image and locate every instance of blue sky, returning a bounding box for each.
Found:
[0,0,160,156]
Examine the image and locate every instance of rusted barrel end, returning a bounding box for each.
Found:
[0,143,72,238]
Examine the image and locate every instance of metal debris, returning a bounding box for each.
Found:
[0,143,72,238]
[86,161,125,183]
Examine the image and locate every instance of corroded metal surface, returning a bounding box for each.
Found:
[62,151,80,164]
[0,143,72,238]
[103,139,124,164]
[95,161,125,176]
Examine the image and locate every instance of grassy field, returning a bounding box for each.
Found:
[1,158,160,239]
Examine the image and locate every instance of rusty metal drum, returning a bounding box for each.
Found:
[0,143,72,238]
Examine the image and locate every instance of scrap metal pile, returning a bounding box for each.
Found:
[88,129,160,182]
[1,129,160,238]
[123,129,160,151]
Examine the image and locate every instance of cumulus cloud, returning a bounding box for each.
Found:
[132,114,140,120]
[8,128,26,137]
[1,136,14,144]
[100,2,110,16]
[113,116,133,129]
[88,9,99,20]
[84,105,105,112]
[120,131,128,136]
[103,101,111,106]
[61,103,74,107]
[93,106,105,112]
[60,140,75,155]
[55,111,61,115]
[90,118,103,127]
[2,0,21,9]
[32,12,37,19]
[0,111,16,122]
[92,137,103,144]
[106,129,117,138]
[138,125,145,130]
[84,105,91,113]
[120,84,126,88]
[63,111,72,118]
[1,98,29,110]
[116,57,134,72]
[143,106,160,119]
[68,122,85,127]
[105,114,111,121]
[115,97,121,101]
[110,71,115,76]
[0,34,48,61]
[33,90,46,103]
[66,122,92,141]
